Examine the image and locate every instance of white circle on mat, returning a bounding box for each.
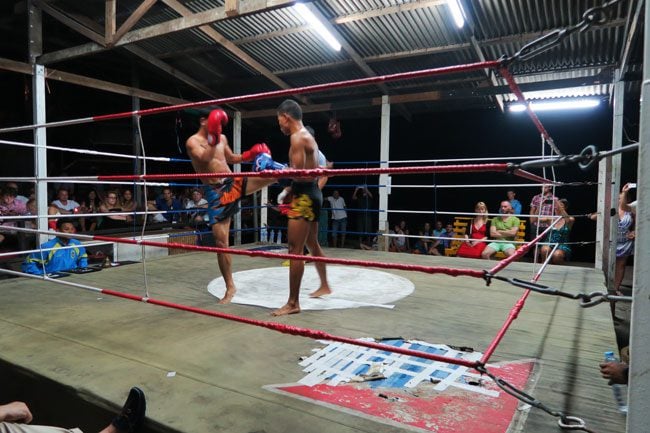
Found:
[207,266,415,310]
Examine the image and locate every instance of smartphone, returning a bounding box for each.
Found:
[628,183,637,189]
[543,199,554,204]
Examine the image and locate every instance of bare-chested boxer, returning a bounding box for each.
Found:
[185,108,276,304]
[270,99,332,316]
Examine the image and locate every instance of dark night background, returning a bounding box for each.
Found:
[0,68,640,263]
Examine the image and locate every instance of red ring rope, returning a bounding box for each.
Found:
[102,288,478,368]
[0,60,501,134]
[91,235,485,279]
[498,66,559,154]
[96,163,510,181]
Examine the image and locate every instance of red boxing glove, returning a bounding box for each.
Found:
[206,109,228,146]
[241,142,271,162]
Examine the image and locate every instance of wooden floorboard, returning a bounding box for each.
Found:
[0,247,626,433]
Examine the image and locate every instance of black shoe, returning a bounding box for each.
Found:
[112,387,146,433]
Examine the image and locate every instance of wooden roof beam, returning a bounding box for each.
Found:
[37,0,296,64]
[0,56,188,105]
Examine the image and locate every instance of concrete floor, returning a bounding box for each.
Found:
[0,247,626,433]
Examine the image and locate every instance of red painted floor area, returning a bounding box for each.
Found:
[272,360,535,433]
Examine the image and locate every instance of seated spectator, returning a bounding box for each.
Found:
[442,222,454,249]
[50,188,81,229]
[482,201,520,259]
[457,201,490,259]
[47,204,62,231]
[24,198,37,229]
[4,181,28,205]
[80,189,101,232]
[154,187,183,224]
[538,198,574,264]
[22,219,88,275]
[98,191,131,230]
[506,190,522,215]
[413,222,433,254]
[429,220,445,256]
[185,188,209,226]
[121,188,137,213]
[0,386,146,433]
[389,223,408,253]
[0,187,28,250]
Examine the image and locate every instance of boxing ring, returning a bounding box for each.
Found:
[0,2,642,432]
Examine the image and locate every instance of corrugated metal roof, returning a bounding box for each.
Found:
[36,0,637,115]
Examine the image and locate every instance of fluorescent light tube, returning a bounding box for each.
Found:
[509,98,601,112]
[295,3,342,51]
[448,0,465,28]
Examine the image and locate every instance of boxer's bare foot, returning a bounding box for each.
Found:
[309,286,332,298]
[218,287,236,304]
[272,303,301,316]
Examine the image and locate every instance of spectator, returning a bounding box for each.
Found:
[457,201,490,259]
[185,188,209,225]
[24,198,37,230]
[22,219,88,275]
[326,190,347,247]
[0,386,146,433]
[5,181,28,205]
[389,223,408,253]
[529,185,557,238]
[538,198,575,264]
[615,183,635,295]
[398,220,411,251]
[51,188,81,229]
[442,223,454,249]
[413,222,433,255]
[80,189,100,232]
[507,190,522,215]
[121,189,137,213]
[154,187,183,224]
[98,191,130,230]
[429,220,445,256]
[0,187,28,250]
[482,201,520,259]
[352,185,373,245]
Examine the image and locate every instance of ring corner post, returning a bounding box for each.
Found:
[378,95,390,251]
[29,0,48,246]
[627,2,650,430]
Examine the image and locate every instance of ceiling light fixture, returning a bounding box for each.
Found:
[295,3,342,52]
[448,0,465,28]
[509,98,601,112]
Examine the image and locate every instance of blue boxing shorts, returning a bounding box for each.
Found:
[203,177,248,224]
[286,181,322,222]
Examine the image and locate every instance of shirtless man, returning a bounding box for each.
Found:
[185,108,276,304]
[272,99,331,316]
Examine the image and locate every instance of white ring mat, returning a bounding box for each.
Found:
[207,266,415,310]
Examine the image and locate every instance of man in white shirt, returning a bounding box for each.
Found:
[185,188,209,224]
[50,188,81,228]
[326,190,347,247]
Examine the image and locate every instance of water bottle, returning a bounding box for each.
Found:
[276,230,282,244]
[269,230,275,245]
[260,225,267,243]
[604,351,628,414]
